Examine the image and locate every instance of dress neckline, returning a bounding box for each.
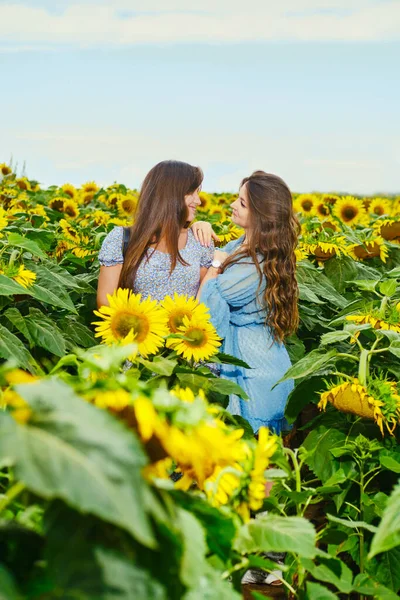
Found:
[147,229,193,256]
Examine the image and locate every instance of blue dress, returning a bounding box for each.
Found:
[200,236,294,434]
[98,227,214,300]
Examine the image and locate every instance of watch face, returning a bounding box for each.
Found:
[212,260,221,268]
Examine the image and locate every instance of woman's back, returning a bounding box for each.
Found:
[99,226,214,301]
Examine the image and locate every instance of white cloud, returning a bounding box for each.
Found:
[0,0,399,47]
[3,126,398,194]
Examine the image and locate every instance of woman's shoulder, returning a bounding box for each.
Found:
[98,226,124,266]
[223,235,245,254]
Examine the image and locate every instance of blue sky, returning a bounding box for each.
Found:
[1,0,399,193]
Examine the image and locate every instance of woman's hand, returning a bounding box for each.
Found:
[191,221,220,247]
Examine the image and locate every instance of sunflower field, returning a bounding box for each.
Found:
[0,161,400,600]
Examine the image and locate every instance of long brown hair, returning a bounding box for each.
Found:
[223,171,299,342]
[119,160,203,289]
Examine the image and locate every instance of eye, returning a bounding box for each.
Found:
[241,201,246,207]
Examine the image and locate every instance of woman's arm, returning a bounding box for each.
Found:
[196,250,228,300]
[97,264,123,308]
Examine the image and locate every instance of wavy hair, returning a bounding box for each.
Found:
[222,171,299,342]
[119,160,203,289]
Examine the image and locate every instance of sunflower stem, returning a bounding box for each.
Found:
[336,353,359,363]
[358,349,369,387]
[378,295,389,320]
[8,249,20,268]
[0,480,26,513]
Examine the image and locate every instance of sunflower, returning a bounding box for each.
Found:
[0,207,8,231]
[321,193,341,206]
[369,197,392,218]
[117,194,137,217]
[248,427,278,511]
[0,163,12,176]
[28,204,49,221]
[333,196,368,227]
[161,293,210,334]
[106,192,122,208]
[91,210,111,227]
[62,199,80,219]
[293,194,318,217]
[295,246,309,261]
[315,200,331,219]
[373,217,400,241]
[204,465,243,506]
[15,177,31,191]
[92,389,132,411]
[93,288,169,358]
[319,378,400,435]
[2,370,39,424]
[13,265,37,288]
[59,218,80,242]
[198,192,211,211]
[348,236,389,263]
[168,314,221,362]
[346,313,400,334]
[82,181,99,194]
[49,197,65,212]
[61,183,77,199]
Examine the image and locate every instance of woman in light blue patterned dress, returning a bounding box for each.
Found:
[97,160,215,306]
[198,171,299,435]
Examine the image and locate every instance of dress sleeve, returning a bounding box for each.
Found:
[200,239,215,268]
[200,260,263,338]
[98,227,124,267]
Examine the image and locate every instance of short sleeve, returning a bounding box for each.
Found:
[98,226,124,267]
[214,261,263,307]
[200,239,215,268]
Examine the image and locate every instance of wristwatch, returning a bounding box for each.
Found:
[211,259,222,269]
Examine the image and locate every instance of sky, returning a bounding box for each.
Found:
[1,0,399,194]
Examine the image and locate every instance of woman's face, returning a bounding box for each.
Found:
[184,187,201,222]
[231,183,251,229]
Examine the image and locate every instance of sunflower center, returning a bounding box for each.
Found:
[51,199,65,211]
[112,311,150,342]
[185,327,207,347]
[64,205,77,217]
[302,200,313,212]
[342,206,358,221]
[169,310,191,333]
[373,206,384,216]
[318,204,329,216]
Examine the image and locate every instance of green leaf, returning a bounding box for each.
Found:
[28,261,93,292]
[0,379,157,548]
[0,565,20,600]
[183,566,241,600]
[373,547,400,593]
[303,422,348,484]
[352,279,379,292]
[353,574,400,599]
[369,481,400,558]
[138,356,178,376]
[327,514,377,533]
[4,307,34,345]
[379,280,397,297]
[275,348,338,384]
[380,451,400,473]
[177,508,207,589]
[301,556,353,594]
[299,283,325,304]
[96,546,167,600]
[305,581,338,599]
[206,378,249,400]
[31,283,77,313]
[0,274,32,297]
[61,317,96,348]
[323,255,358,293]
[6,232,47,259]
[0,324,35,370]
[284,377,325,423]
[25,308,66,357]
[320,330,352,345]
[210,352,251,369]
[234,514,316,558]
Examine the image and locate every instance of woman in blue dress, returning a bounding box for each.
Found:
[97,160,216,305]
[197,171,299,435]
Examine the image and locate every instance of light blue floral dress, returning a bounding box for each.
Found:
[200,236,294,434]
[98,226,214,300]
